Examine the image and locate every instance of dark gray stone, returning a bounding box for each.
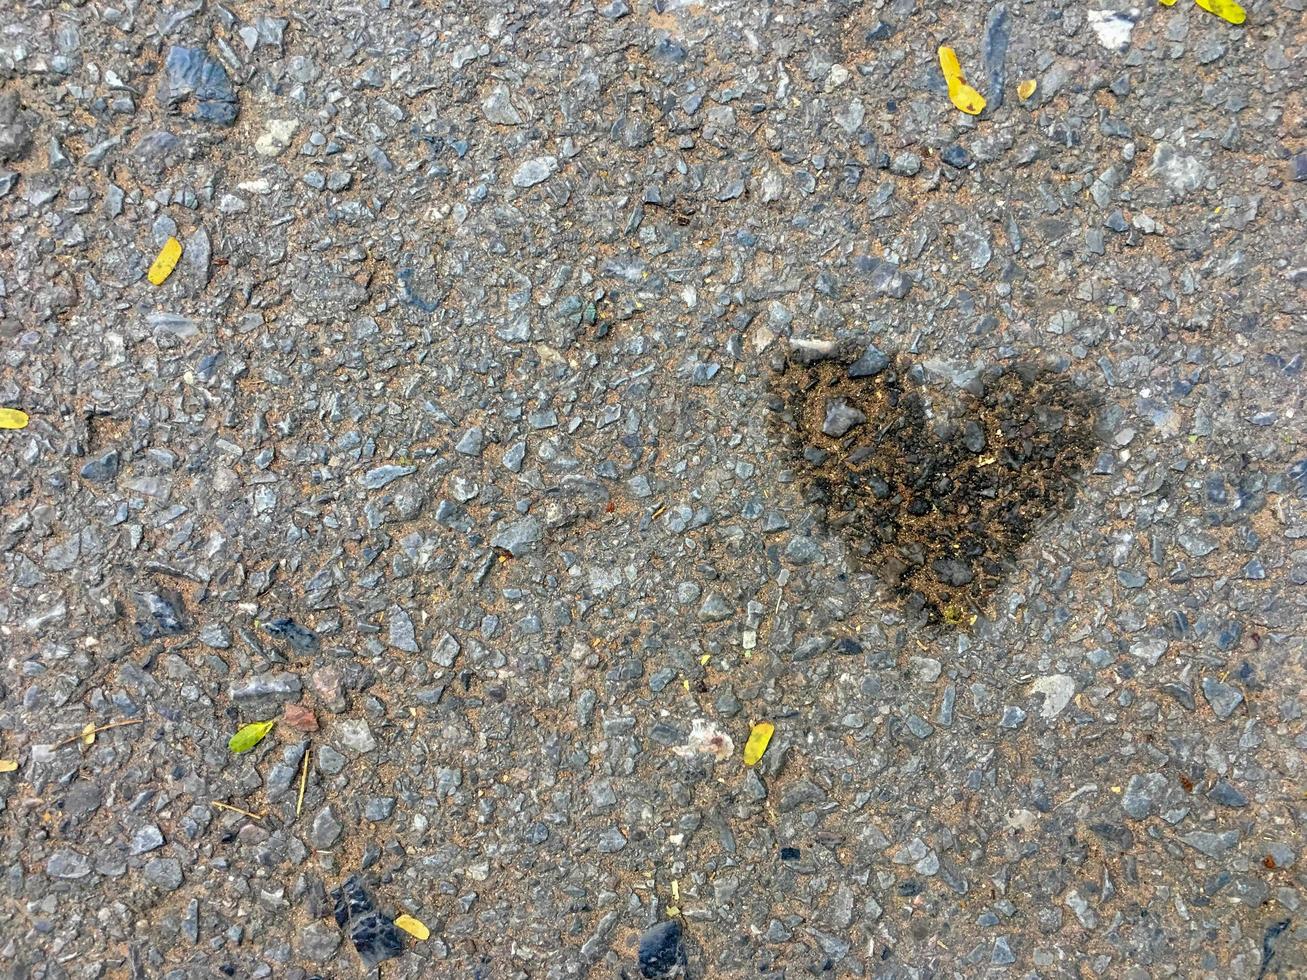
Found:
[1122,772,1168,819]
[143,858,184,891]
[1201,678,1244,720]
[79,449,120,482]
[332,876,403,969]
[821,399,866,437]
[638,921,687,979]
[159,46,239,125]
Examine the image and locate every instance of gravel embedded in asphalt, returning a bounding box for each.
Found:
[0,2,1304,977]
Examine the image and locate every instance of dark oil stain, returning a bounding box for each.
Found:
[769,346,1098,622]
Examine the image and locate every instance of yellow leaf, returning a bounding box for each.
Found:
[147,237,183,286]
[1017,79,1037,101]
[0,760,17,773]
[81,722,97,746]
[1193,0,1245,23]
[938,47,986,115]
[394,914,430,940]
[743,721,774,766]
[0,408,29,429]
[1159,0,1178,5]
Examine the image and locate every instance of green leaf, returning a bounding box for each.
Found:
[228,720,276,754]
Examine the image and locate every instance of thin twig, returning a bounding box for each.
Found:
[53,718,143,749]
[296,743,311,818]
[212,801,263,821]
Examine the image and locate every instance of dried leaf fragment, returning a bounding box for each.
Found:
[0,760,17,773]
[228,719,276,753]
[147,236,183,286]
[1193,0,1245,23]
[942,604,977,627]
[743,721,775,766]
[81,722,97,746]
[938,45,986,116]
[1017,79,1037,101]
[393,914,430,941]
[0,408,29,429]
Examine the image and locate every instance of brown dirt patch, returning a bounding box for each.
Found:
[770,348,1098,621]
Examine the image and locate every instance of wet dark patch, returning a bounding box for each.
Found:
[769,348,1097,622]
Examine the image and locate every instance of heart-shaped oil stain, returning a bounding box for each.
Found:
[770,348,1098,622]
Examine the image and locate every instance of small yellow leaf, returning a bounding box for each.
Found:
[743,721,774,766]
[147,237,183,286]
[81,722,97,746]
[228,719,276,753]
[1017,79,1037,101]
[394,914,430,941]
[0,408,29,429]
[0,760,18,773]
[1159,0,1178,5]
[1193,0,1245,23]
[699,653,711,666]
[938,46,986,115]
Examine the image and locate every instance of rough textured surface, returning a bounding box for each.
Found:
[0,2,1304,978]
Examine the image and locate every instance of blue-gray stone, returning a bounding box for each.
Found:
[262,617,319,652]
[143,857,183,891]
[941,144,974,169]
[999,705,1026,729]
[1122,772,1168,819]
[491,517,543,556]
[1179,829,1240,857]
[638,921,687,979]
[160,47,238,126]
[130,824,164,855]
[991,936,1016,965]
[134,589,187,640]
[847,344,889,378]
[455,426,484,456]
[80,449,120,482]
[852,255,913,298]
[983,5,1010,110]
[1207,779,1248,808]
[360,465,415,490]
[1201,678,1244,720]
[388,605,419,653]
[821,399,866,437]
